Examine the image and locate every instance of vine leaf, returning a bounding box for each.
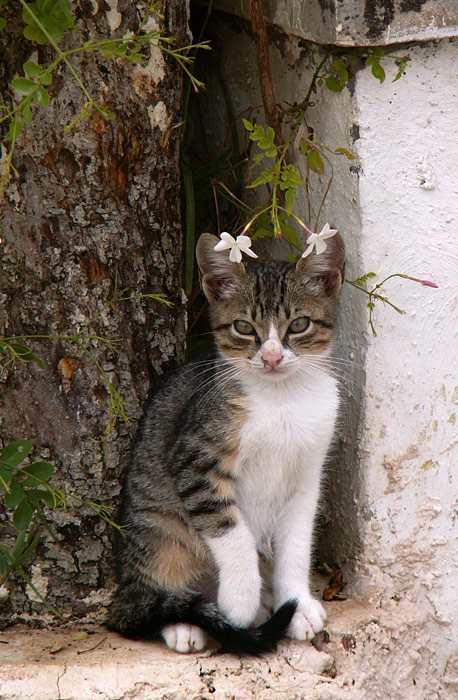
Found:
[307,148,325,175]
[21,0,74,45]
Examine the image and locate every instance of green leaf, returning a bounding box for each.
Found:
[115,43,127,56]
[265,126,275,143]
[335,147,356,160]
[331,58,347,72]
[23,60,42,77]
[33,85,50,107]
[0,464,12,490]
[6,118,23,141]
[21,461,54,485]
[11,529,26,561]
[22,103,34,123]
[248,168,274,188]
[307,149,325,175]
[24,488,55,507]
[0,17,6,31]
[12,532,41,567]
[40,70,52,86]
[7,343,44,367]
[252,227,275,240]
[242,118,253,132]
[22,0,74,45]
[13,499,35,530]
[371,61,386,84]
[0,440,33,468]
[11,77,35,94]
[325,76,343,92]
[249,125,265,141]
[4,480,26,509]
[265,146,277,158]
[285,188,295,214]
[299,139,309,155]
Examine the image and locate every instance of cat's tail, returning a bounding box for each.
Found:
[107,583,297,656]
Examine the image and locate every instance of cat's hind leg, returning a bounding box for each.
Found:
[161,623,207,653]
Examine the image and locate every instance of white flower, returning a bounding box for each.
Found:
[301,223,338,258]
[214,232,258,263]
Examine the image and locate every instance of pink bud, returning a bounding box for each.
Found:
[278,230,283,243]
[404,275,439,288]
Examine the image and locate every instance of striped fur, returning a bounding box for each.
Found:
[108,232,345,655]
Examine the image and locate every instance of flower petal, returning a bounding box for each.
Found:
[214,240,232,251]
[235,235,252,248]
[306,233,318,245]
[214,231,236,252]
[243,248,258,258]
[319,223,330,235]
[301,243,315,258]
[315,238,327,255]
[320,228,338,240]
[229,246,242,263]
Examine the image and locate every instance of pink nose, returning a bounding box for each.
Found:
[262,353,282,370]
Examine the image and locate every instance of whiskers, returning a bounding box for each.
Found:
[188,357,249,413]
[295,354,364,391]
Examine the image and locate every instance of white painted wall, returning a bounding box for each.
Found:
[351,38,458,673]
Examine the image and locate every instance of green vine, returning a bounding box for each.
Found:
[0,439,122,613]
[0,0,209,196]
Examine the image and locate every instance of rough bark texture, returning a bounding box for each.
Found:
[0,0,187,622]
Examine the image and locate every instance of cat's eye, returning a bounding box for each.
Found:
[233,320,255,335]
[288,317,310,334]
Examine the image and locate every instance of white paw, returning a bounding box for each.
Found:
[287,597,327,641]
[161,624,207,653]
[253,591,274,626]
[217,568,261,628]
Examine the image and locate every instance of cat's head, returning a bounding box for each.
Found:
[196,232,345,380]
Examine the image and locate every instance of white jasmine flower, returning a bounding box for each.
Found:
[301,223,338,258]
[214,232,258,263]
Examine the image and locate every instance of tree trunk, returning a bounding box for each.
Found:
[0,0,187,622]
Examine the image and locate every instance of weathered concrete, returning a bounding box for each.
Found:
[210,0,458,46]
[0,595,447,700]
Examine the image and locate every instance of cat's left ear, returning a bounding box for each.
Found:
[294,231,346,297]
[196,233,247,302]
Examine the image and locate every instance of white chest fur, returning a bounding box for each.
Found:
[235,372,339,551]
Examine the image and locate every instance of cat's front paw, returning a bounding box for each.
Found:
[217,569,261,628]
[287,596,327,641]
[161,623,207,653]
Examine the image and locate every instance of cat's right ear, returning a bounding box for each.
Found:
[196,233,247,302]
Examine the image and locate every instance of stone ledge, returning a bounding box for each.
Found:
[209,0,458,46]
[0,597,445,700]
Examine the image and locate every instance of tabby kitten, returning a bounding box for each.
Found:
[108,231,345,655]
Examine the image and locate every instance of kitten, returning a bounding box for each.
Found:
[108,231,345,655]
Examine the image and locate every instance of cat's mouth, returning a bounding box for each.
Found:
[249,359,296,376]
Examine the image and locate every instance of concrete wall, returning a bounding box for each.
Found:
[353,38,458,674]
[199,0,458,682]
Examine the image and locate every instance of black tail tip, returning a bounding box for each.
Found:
[219,599,298,657]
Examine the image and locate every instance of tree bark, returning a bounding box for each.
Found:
[0,0,187,621]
